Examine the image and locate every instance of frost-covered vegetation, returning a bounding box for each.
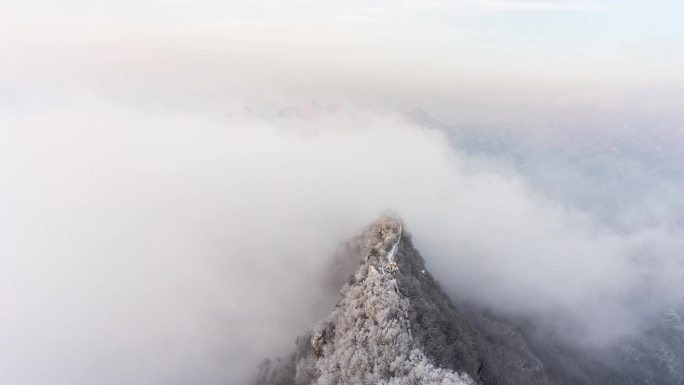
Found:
[254,217,476,385]
[254,216,684,385]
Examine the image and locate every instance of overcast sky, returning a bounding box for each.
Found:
[2,0,684,121]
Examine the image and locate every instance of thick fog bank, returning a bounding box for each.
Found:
[2,95,684,384]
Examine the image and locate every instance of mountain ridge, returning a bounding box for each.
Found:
[253,216,684,385]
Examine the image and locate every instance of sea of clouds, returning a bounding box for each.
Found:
[2,90,684,384]
[2,1,684,381]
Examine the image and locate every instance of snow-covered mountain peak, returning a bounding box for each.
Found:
[253,217,684,385]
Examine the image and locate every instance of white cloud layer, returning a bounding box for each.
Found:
[2,92,684,384]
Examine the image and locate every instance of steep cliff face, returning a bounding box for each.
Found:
[253,217,684,385]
